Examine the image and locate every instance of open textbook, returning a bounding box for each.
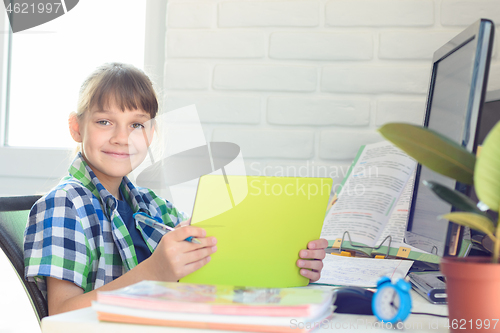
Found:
[320,141,440,264]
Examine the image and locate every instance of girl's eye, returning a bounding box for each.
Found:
[132,123,145,129]
[97,120,110,126]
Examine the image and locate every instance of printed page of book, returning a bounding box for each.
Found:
[370,174,440,263]
[321,141,416,248]
[375,175,414,247]
[312,255,414,287]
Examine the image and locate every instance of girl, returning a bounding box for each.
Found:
[24,63,327,316]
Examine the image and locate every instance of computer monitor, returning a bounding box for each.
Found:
[469,90,500,252]
[404,19,495,258]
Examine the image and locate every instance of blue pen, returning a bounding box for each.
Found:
[133,212,201,244]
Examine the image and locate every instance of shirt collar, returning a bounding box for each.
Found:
[67,152,152,218]
[66,153,168,271]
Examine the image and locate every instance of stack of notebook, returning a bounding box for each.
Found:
[93,281,335,333]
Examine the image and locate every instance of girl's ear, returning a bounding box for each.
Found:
[68,112,83,143]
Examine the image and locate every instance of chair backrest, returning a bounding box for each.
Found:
[0,195,48,323]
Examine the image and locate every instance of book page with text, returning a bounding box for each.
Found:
[321,141,416,248]
[376,175,437,257]
[376,175,414,247]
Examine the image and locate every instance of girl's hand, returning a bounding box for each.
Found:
[147,225,217,282]
[296,238,328,283]
[177,218,191,227]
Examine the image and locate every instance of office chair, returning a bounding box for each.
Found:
[0,195,48,323]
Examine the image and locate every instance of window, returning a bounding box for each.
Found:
[5,0,146,148]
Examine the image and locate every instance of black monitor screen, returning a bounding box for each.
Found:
[405,19,494,257]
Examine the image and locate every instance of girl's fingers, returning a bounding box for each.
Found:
[297,257,324,282]
[185,236,217,251]
[177,245,218,277]
[166,236,217,256]
[297,258,323,272]
[177,218,191,227]
[299,249,326,260]
[185,245,217,265]
[159,236,217,280]
[170,225,207,242]
[307,238,328,250]
[183,255,212,276]
[300,268,321,282]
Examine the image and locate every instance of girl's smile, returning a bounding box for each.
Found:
[103,150,134,158]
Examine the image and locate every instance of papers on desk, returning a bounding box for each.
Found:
[312,255,414,288]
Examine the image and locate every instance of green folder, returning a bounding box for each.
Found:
[180,175,332,288]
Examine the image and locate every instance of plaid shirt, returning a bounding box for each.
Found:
[24,153,187,297]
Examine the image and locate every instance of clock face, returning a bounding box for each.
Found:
[374,286,401,321]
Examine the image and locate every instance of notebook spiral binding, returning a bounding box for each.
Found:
[332,231,393,258]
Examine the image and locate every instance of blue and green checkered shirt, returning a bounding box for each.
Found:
[23,153,187,297]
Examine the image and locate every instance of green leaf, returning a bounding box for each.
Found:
[378,123,476,184]
[474,121,500,212]
[441,212,496,238]
[423,180,489,217]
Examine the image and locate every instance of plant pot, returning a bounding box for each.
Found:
[440,256,500,332]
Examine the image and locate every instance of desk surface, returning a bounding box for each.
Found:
[41,289,449,333]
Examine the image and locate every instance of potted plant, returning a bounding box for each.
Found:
[379,121,500,332]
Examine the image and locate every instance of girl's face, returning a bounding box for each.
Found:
[69,102,154,185]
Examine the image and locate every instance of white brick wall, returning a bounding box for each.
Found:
[167,2,215,28]
[218,1,320,27]
[441,0,500,26]
[164,0,500,183]
[213,64,317,91]
[269,32,373,60]
[375,99,426,126]
[321,65,430,94]
[165,93,261,124]
[379,31,459,60]
[325,0,434,27]
[212,128,315,159]
[319,130,384,160]
[164,62,210,90]
[166,31,266,58]
[267,96,370,126]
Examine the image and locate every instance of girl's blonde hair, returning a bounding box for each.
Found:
[76,62,158,119]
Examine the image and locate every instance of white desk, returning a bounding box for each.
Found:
[41,289,449,333]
